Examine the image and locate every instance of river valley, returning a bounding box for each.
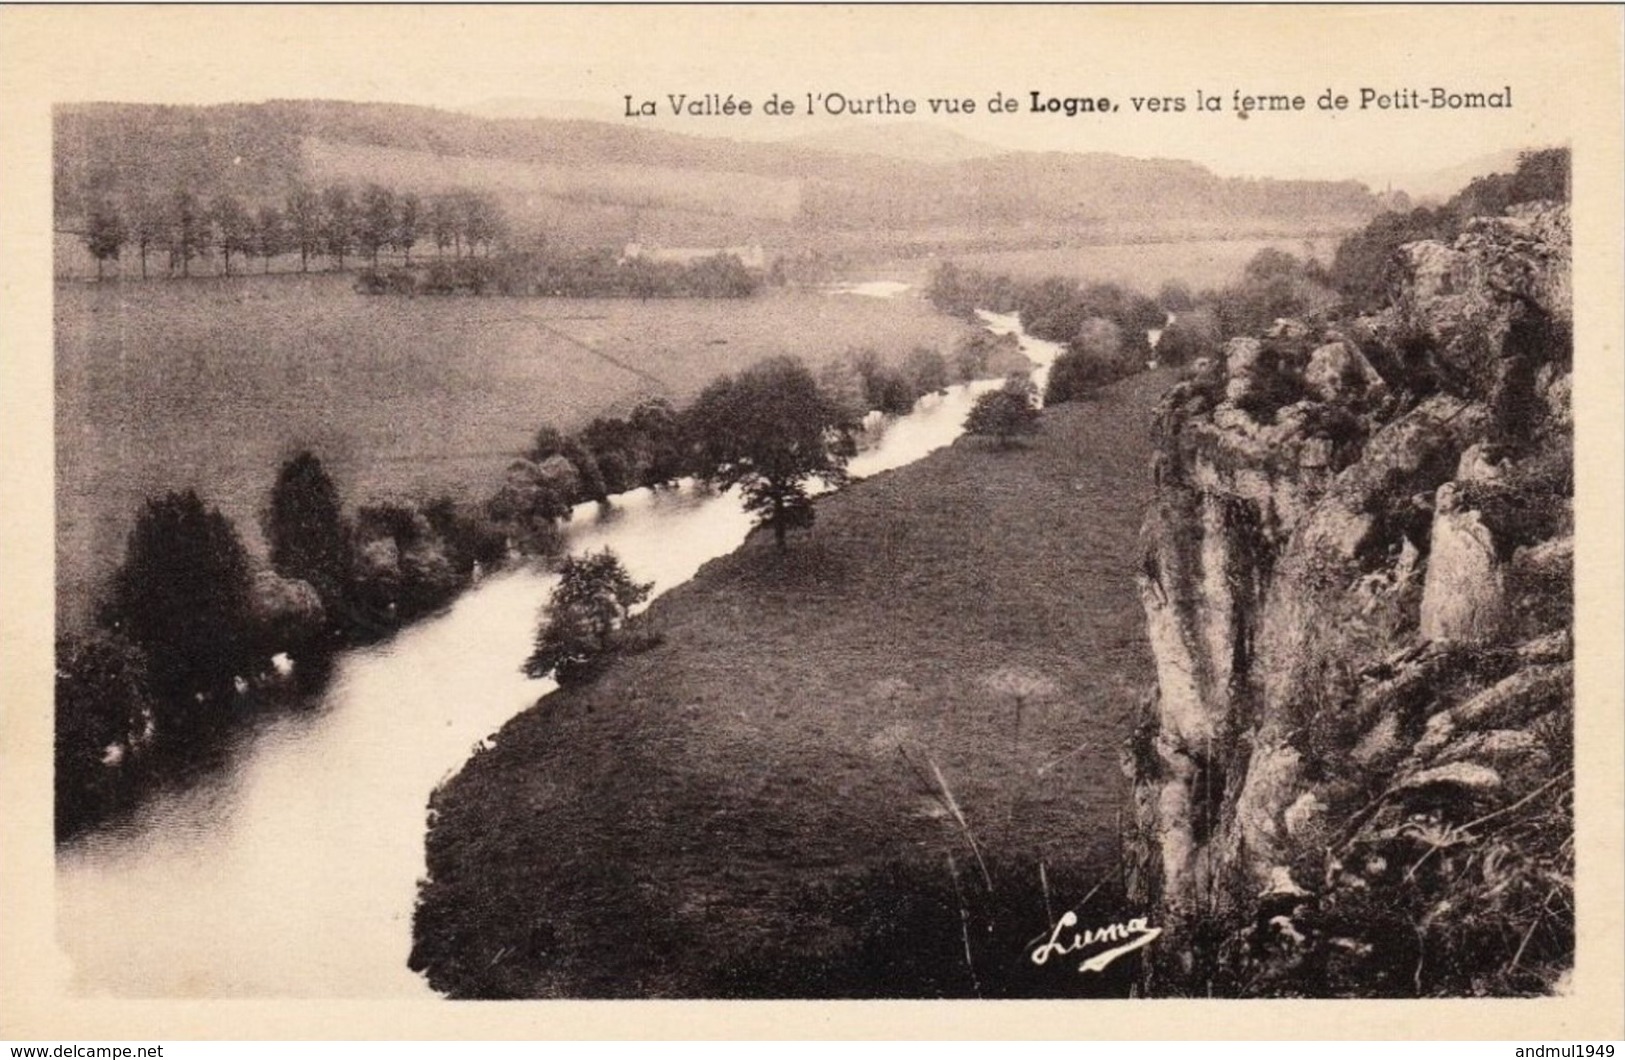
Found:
[56,307,1068,997]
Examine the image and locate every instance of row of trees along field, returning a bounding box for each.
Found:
[73,177,763,299]
[523,360,1042,691]
[74,183,507,280]
[56,334,1007,840]
[355,246,761,300]
[498,335,999,550]
[924,147,1570,409]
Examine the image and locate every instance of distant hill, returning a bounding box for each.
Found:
[786,122,1005,165]
[54,100,1383,254]
[457,97,612,123]
[1355,147,1530,204]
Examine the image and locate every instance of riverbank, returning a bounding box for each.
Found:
[411,367,1175,998]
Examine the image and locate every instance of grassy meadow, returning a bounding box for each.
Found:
[412,369,1175,998]
[55,272,970,625]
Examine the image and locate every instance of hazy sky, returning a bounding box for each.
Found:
[4,5,1608,182]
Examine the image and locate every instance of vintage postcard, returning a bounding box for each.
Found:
[1,3,1621,1041]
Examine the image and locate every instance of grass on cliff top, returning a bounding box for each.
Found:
[412,370,1175,999]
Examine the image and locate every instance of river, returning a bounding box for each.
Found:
[53,308,1063,998]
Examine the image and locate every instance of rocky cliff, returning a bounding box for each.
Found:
[1129,203,1573,996]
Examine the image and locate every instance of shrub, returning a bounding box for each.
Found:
[1211,248,1338,338]
[904,346,951,396]
[964,374,1040,447]
[1044,317,1136,404]
[1157,279,1197,313]
[1232,339,1314,424]
[952,333,995,382]
[350,502,464,629]
[55,632,154,840]
[486,460,571,553]
[1155,305,1223,367]
[852,349,918,416]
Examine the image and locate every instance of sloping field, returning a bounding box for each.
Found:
[55,274,969,624]
[412,370,1175,998]
[303,136,803,219]
[300,137,800,247]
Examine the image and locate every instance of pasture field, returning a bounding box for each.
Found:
[413,370,1174,997]
[54,273,970,625]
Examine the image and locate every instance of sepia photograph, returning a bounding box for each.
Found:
[1,3,1621,1040]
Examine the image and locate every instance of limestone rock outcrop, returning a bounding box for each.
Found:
[1129,203,1573,996]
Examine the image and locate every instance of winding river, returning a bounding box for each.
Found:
[54,307,1062,998]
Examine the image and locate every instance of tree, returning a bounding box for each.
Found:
[522,549,652,686]
[1243,247,1302,284]
[265,452,351,616]
[84,200,126,281]
[396,192,422,263]
[248,571,327,664]
[688,356,854,549]
[527,426,606,505]
[953,332,1005,383]
[460,191,504,256]
[1080,281,1166,334]
[1216,248,1336,336]
[1016,275,1088,343]
[684,253,758,298]
[487,458,572,551]
[562,442,608,504]
[964,374,1040,447]
[251,204,289,273]
[816,359,870,433]
[358,183,397,268]
[321,184,356,270]
[535,455,585,508]
[1452,147,1570,220]
[1045,317,1133,405]
[285,185,322,273]
[166,188,209,277]
[527,425,569,465]
[422,495,507,577]
[127,193,166,280]
[429,196,458,258]
[211,195,252,276]
[1506,147,1570,204]
[101,490,254,721]
[926,260,973,316]
[579,416,642,495]
[351,502,461,625]
[628,398,688,489]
